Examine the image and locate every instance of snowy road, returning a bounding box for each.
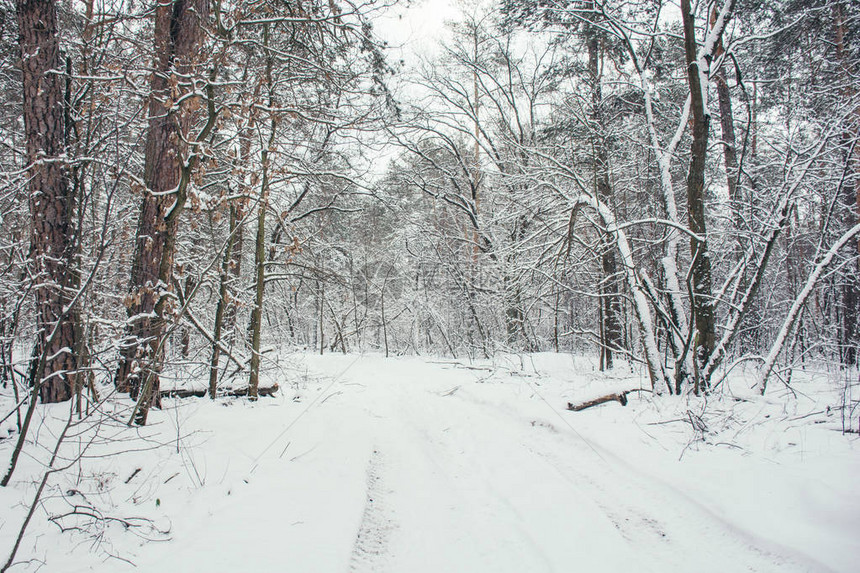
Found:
[39,354,857,572]
[299,355,842,573]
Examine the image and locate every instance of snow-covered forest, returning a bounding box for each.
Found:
[1,0,859,570]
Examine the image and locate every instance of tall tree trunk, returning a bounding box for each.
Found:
[712,9,740,232]
[247,160,270,400]
[221,66,257,348]
[248,24,276,400]
[16,0,79,403]
[681,0,717,392]
[115,0,208,421]
[208,204,238,398]
[588,22,622,370]
[222,145,250,345]
[636,57,694,392]
[716,67,739,220]
[834,1,860,366]
[587,196,668,392]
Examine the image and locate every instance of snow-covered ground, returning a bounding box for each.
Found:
[1,353,858,572]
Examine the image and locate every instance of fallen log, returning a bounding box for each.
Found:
[566,388,654,411]
[568,392,629,411]
[161,383,279,399]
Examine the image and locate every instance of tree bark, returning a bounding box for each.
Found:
[711,8,740,231]
[681,0,717,392]
[208,204,238,398]
[115,0,208,419]
[587,22,622,370]
[833,1,860,366]
[248,23,276,400]
[221,114,252,343]
[16,0,79,403]
[247,159,270,400]
[716,68,740,221]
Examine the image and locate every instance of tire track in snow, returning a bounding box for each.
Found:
[519,415,833,573]
[307,356,842,573]
[388,381,633,572]
[348,448,396,573]
[426,378,826,572]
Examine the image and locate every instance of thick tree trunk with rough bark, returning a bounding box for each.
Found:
[116,0,207,421]
[16,0,79,403]
[681,0,717,391]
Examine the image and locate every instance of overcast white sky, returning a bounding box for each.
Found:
[372,0,456,63]
[372,0,482,66]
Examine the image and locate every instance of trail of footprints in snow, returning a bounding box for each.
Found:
[348,449,397,573]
